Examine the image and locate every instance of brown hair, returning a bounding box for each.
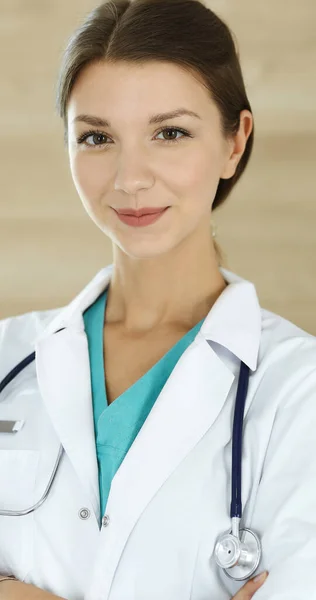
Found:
[55,0,254,259]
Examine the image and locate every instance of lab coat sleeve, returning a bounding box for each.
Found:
[250,358,316,599]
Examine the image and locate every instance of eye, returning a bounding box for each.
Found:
[76,126,192,148]
[155,127,192,144]
[76,131,108,147]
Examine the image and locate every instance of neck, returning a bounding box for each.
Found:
[106,225,227,333]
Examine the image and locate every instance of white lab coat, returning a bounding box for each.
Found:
[0,264,316,600]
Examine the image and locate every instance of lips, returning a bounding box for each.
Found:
[116,207,168,217]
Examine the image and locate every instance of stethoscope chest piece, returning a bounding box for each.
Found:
[215,528,261,581]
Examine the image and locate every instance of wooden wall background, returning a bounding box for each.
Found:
[1,0,315,333]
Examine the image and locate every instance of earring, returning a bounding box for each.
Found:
[210,219,217,239]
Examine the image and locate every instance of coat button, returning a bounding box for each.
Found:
[78,508,91,520]
[102,514,110,527]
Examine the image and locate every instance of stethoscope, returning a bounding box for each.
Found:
[0,329,261,581]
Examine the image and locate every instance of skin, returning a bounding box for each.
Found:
[67,60,253,334]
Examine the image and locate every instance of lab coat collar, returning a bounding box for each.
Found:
[35,264,261,371]
[201,267,261,371]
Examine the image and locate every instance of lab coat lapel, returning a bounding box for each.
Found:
[34,267,114,525]
[103,338,235,575]
[35,323,101,523]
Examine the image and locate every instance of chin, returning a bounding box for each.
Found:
[112,234,179,261]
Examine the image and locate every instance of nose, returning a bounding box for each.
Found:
[114,152,154,195]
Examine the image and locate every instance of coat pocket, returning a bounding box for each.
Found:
[0,449,39,580]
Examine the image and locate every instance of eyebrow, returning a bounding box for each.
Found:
[72,108,202,127]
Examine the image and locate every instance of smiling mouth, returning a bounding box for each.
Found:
[114,206,170,227]
[115,207,170,217]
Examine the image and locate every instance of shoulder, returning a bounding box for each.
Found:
[0,307,64,381]
[259,306,316,363]
[256,306,316,410]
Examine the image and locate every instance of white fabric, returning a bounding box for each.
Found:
[0,264,315,600]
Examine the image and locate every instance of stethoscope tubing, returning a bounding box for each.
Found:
[0,351,36,394]
[231,361,250,519]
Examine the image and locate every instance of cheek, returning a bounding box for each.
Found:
[69,153,109,202]
[164,146,222,208]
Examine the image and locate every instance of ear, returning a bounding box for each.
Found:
[220,110,253,180]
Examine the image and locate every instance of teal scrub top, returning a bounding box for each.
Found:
[83,288,205,525]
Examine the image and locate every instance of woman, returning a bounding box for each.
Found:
[0,0,315,598]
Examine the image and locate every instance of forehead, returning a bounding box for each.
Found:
[67,60,219,125]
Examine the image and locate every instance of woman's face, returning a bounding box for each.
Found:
[67,60,248,259]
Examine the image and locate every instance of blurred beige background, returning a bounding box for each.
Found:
[1,0,315,332]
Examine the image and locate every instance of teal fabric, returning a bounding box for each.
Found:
[83,287,205,524]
